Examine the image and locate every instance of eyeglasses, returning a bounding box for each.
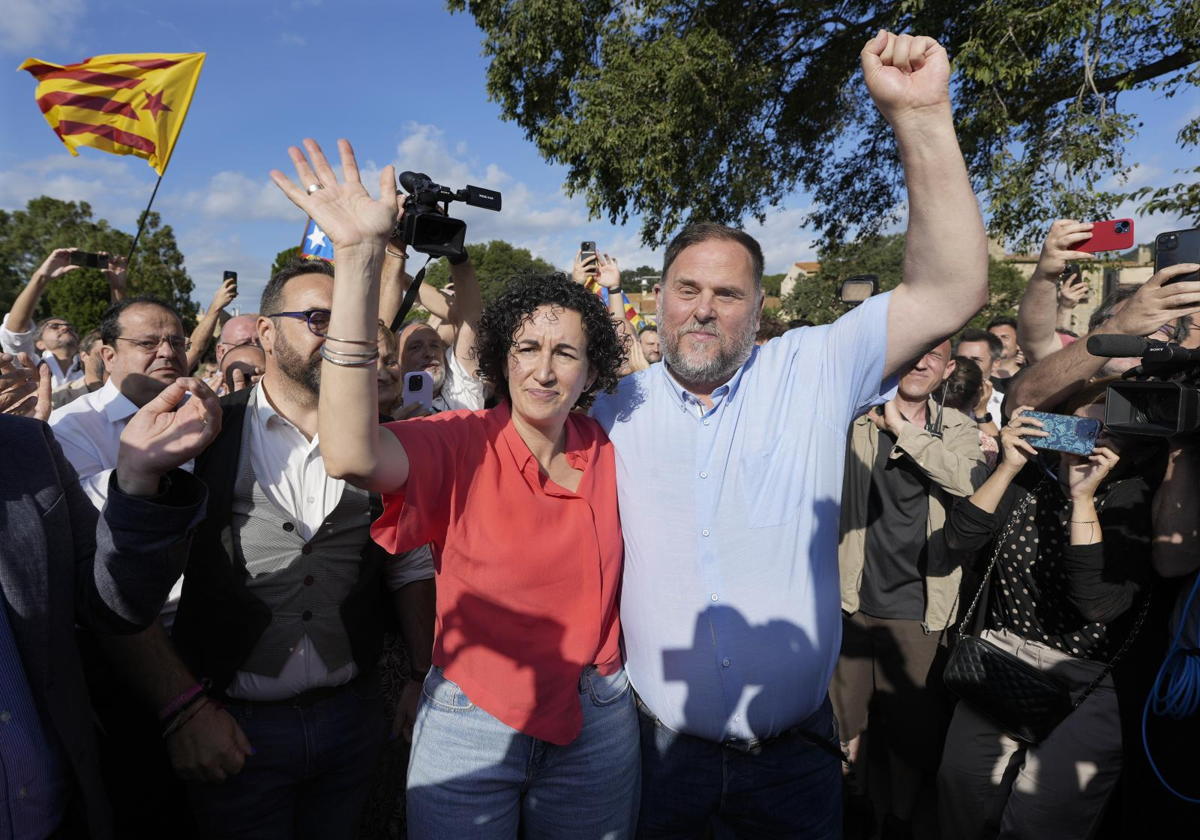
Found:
[217,338,262,349]
[116,335,191,354]
[268,308,331,336]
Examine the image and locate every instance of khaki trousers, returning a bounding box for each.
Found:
[937,628,1122,840]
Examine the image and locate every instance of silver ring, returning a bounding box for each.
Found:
[306,183,323,194]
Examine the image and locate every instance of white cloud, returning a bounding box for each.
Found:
[177,227,274,314]
[0,154,152,226]
[168,171,303,223]
[0,0,82,53]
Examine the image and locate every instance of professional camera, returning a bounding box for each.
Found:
[1089,334,1200,436]
[396,171,501,262]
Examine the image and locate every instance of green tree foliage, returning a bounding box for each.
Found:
[761,273,785,298]
[450,0,1199,251]
[421,240,558,305]
[270,246,302,280]
[784,234,1026,329]
[0,196,196,333]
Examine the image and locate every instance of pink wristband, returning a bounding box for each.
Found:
[158,682,205,722]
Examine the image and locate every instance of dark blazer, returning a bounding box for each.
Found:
[172,387,389,696]
[0,415,207,839]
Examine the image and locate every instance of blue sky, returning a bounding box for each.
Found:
[0,0,1195,310]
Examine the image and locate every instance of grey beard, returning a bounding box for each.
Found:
[663,322,756,388]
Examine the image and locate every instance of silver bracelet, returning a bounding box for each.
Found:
[319,346,379,367]
[321,345,379,358]
[324,335,377,346]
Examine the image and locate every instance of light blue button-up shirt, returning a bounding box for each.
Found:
[591,292,895,743]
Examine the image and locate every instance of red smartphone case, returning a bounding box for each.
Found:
[1077,219,1135,254]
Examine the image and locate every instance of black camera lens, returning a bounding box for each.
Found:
[1115,221,1130,234]
[1160,234,1179,251]
[407,374,424,390]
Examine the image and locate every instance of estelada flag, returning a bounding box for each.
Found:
[19,52,205,176]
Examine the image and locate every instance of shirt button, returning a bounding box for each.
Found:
[302,610,313,622]
[703,419,710,426]
[711,593,719,602]
[0,711,10,723]
[301,545,313,555]
[282,522,295,532]
[700,471,708,479]
[734,715,741,722]
[306,496,315,504]
[303,575,314,587]
[722,659,730,667]
[702,529,710,537]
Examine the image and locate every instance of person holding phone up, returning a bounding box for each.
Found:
[937,383,1163,839]
[0,247,127,387]
[270,137,638,839]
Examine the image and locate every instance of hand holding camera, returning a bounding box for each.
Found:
[33,248,83,283]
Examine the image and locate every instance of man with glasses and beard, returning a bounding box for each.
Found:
[589,31,990,837]
[91,259,435,839]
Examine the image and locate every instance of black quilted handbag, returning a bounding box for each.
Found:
[943,483,1149,744]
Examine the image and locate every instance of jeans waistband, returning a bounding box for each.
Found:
[636,693,844,761]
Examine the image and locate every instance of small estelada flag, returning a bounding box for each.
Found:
[19,52,205,176]
[301,217,335,262]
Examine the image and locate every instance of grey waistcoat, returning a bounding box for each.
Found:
[231,423,372,677]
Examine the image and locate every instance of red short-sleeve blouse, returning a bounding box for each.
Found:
[372,401,623,745]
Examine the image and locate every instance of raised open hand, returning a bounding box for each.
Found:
[595,253,622,290]
[117,377,221,494]
[860,30,951,125]
[270,138,397,252]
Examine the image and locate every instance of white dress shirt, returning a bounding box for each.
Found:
[1,314,83,388]
[433,345,486,412]
[49,378,195,627]
[227,383,432,700]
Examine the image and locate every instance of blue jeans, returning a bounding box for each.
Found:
[406,665,640,839]
[186,674,387,840]
[636,695,842,839]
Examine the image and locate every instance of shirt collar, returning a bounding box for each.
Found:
[250,381,303,433]
[660,347,754,411]
[96,378,140,425]
[496,399,591,475]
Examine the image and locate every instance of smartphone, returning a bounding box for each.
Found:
[223,270,238,283]
[1156,228,1200,286]
[69,251,109,269]
[580,241,598,273]
[1023,411,1100,456]
[1077,219,1135,254]
[402,370,434,411]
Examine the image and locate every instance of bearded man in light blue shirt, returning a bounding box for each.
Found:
[590,29,989,838]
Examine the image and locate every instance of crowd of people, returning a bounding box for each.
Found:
[1,28,1198,840]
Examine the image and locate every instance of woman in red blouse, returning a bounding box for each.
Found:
[271,139,639,839]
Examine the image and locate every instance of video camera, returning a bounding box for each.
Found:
[1088,334,1200,436]
[396,171,501,262]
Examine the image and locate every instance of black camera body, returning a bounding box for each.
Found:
[396,171,501,261]
[1090,335,1200,436]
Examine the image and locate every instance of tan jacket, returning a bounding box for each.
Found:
[839,401,989,632]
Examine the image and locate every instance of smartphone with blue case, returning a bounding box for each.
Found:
[1023,411,1100,456]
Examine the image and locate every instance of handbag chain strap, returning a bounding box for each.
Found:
[957,476,1152,709]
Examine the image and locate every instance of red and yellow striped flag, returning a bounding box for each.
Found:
[19,52,205,176]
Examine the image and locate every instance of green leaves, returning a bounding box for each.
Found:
[421,239,558,305]
[451,0,1200,253]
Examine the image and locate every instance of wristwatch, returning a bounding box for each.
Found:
[978,412,993,425]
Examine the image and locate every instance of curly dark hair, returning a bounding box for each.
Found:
[473,273,627,411]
